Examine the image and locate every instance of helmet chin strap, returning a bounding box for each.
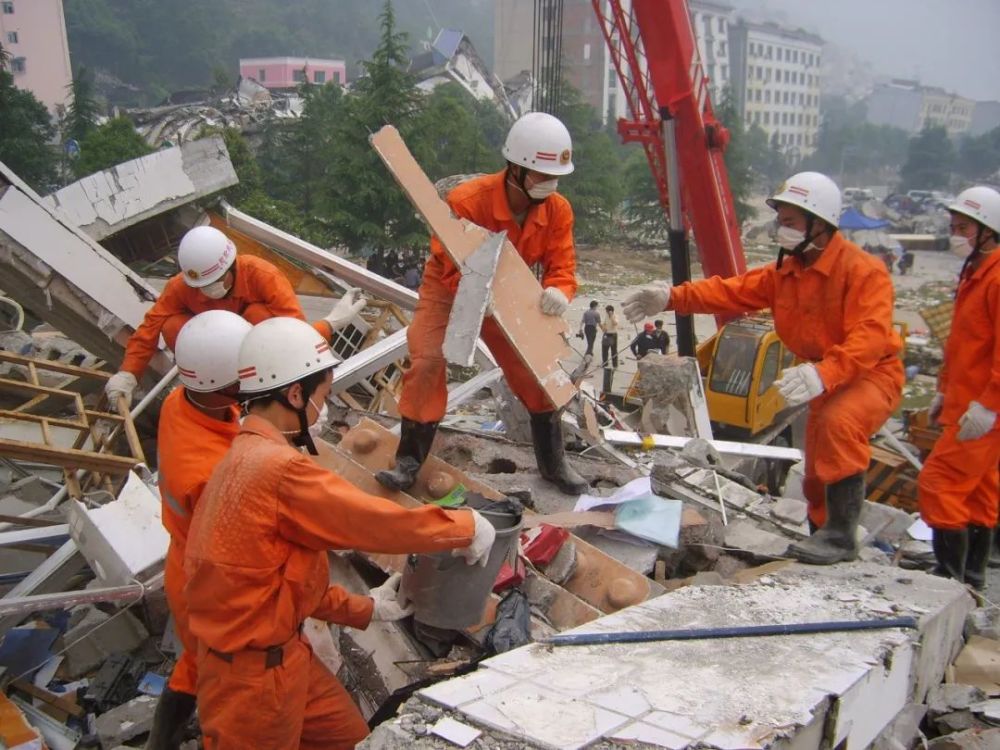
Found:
[273,390,318,455]
[507,165,547,206]
[777,215,817,270]
[958,224,996,282]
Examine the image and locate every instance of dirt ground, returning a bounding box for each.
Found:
[565,243,962,405]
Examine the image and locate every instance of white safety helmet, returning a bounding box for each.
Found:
[767,171,842,228]
[177,225,237,288]
[502,112,575,176]
[174,311,253,393]
[237,317,340,395]
[948,186,1000,235]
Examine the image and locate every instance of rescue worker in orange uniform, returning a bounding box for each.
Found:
[918,186,1000,589]
[104,224,365,407]
[184,317,496,750]
[147,310,252,749]
[377,112,587,496]
[623,172,903,565]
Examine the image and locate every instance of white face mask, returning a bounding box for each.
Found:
[527,179,558,200]
[201,279,230,299]
[776,225,807,251]
[308,397,328,438]
[949,234,974,258]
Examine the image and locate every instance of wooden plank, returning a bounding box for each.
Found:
[0,410,89,431]
[338,418,664,613]
[11,679,84,719]
[0,352,111,380]
[370,125,576,410]
[0,438,138,474]
[116,395,146,465]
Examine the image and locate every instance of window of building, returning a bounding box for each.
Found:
[719,41,726,55]
[766,45,772,58]
[783,91,789,104]
[721,65,728,79]
[763,112,770,125]
[797,133,803,145]
[718,17,725,33]
[756,66,763,80]
[781,112,788,125]
[293,69,306,82]
[764,89,771,103]
[1,2,13,14]
[754,111,761,124]
[798,113,804,125]
[258,68,266,82]
[314,70,326,83]
[11,56,25,73]
[757,89,763,102]
[6,30,17,43]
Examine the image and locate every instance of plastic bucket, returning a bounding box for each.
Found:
[401,500,522,631]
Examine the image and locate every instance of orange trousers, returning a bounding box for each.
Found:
[160,303,274,352]
[399,277,553,421]
[164,542,197,694]
[801,365,902,527]
[918,423,1000,529]
[197,635,368,750]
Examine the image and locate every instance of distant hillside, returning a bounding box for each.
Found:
[64,0,495,106]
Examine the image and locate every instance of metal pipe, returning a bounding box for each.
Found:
[661,109,695,357]
[542,616,919,646]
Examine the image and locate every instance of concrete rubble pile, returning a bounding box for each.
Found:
[0,144,996,750]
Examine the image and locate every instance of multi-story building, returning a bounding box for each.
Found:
[969,100,1000,137]
[729,19,823,157]
[494,0,611,119]
[0,0,73,115]
[238,57,346,90]
[689,0,733,105]
[866,80,974,136]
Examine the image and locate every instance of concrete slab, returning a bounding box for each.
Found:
[385,563,973,749]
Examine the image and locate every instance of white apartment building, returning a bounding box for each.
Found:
[0,0,73,115]
[730,20,823,157]
[689,0,733,106]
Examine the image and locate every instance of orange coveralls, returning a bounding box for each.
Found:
[399,170,578,422]
[184,415,475,750]
[669,233,904,527]
[156,387,240,695]
[120,255,331,378]
[919,250,1000,529]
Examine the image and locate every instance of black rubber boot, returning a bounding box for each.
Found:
[529,411,589,495]
[786,474,864,565]
[989,526,1000,569]
[376,419,439,491]
[145,688,196,750]
[966,525,992,591]
[931,528,969,583]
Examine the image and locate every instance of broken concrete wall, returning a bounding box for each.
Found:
[0,163,171,376]
[42,136,237,241]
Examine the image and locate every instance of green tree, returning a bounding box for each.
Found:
[900,125,955,191]
[955,126,1000,182]
[551,81,624,244]
[715,88,753,225]
[63,66,101,143]
[72,116,152,178]
[0,68,59,191]
[621,147,667,244]
[414,83,502,179]
[319,0,429,254]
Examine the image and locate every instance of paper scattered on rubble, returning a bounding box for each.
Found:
[950,636,1000,695]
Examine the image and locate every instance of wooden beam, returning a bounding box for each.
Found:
[0,438,138,474]
[0,351,111,380]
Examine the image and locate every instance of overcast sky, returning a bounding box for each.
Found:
[728,0,1000,101]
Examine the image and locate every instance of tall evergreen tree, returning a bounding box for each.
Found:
[64,66,101,143]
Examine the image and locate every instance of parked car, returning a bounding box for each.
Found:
[844,187,875,202]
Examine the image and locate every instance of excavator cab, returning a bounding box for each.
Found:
[697,317,794,436]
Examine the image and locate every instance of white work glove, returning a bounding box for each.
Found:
[777,363,825,407]
[369,573,413,622]
[928,392,944,426]
[105,371,138,409]
[324,288,367,331]
[622,282,671,323]
[540,287,569,316]
[452,509,496,567]
[958,401,997,441]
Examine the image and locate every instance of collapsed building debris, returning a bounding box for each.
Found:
[0,126,993,750]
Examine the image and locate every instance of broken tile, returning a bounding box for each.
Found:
[609,721,693,749]
[430,716,482,747]
[587,685,652,717]
[419,669,518,710]
[771,496,808,526]
[723,520,790,558]
[95,694,158,748]
[459,682,629,750]
[643,710,711,740]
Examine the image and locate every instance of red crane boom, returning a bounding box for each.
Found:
[591,0,747,282]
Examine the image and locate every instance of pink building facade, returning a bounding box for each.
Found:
[238,57,347,89]
[0,0,73,115]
